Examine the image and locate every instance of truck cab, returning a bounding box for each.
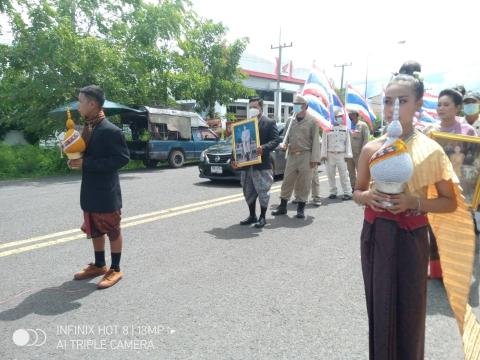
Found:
[121,106,219,168]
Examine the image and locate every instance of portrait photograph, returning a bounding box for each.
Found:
[231,118,262,167]
[429,131,480,210]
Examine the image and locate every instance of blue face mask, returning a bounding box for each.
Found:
[464,103,479,116]
[293,104,303,113]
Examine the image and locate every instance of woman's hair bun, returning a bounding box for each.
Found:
[398,60,422,77]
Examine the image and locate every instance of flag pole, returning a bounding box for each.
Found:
[282,112,296,159]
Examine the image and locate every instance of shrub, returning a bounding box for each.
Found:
[0,143,146,180]
[0,143,69,180]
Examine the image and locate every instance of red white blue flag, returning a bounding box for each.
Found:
[301,70,335,131]
[421,92,438,119]
[345,84,376,131]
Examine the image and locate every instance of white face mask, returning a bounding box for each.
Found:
[464,103,479,116]
[249,108,260,118]
[293,104,303,113]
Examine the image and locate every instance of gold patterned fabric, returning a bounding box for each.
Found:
[406,131,479,358]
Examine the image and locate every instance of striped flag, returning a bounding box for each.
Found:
[345,84,375,131]
[422,92,438,119]
[301,70,335,131]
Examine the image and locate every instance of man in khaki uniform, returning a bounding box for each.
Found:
[272,95,321,218]
[346,110,370,188]
[292,132,322,206]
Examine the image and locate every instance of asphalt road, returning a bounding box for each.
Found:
[0,165,478,359]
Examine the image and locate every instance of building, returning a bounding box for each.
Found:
[223,53,310,123]
[368,93,382,116]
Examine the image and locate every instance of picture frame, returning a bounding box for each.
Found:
[231,117,262,167]
[429,131,480,210]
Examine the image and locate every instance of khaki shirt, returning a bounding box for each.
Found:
[321,124,353,158]
[285,112,321,163]
[349,121,370,154]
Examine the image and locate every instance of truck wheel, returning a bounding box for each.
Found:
[168,150,185,168]
[143,160,158,168]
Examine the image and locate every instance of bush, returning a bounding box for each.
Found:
[0,143,148,181]
[0,143,69,180]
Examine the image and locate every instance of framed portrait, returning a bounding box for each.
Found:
[429,131,480,210]
[231,118,262,167]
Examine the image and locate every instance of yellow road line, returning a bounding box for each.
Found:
[0,177,327,258]
[0,188,278,251]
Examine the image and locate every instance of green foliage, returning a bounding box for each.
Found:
[0,0,249,146]
[0,143,145,180]
[176,19,254,118]
[0,143,69,180]
[0,0,11,13]
[225,113,237,122]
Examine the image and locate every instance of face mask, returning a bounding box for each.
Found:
[293,104,303,113]
[464,103,479,116]
[249,108,260,118]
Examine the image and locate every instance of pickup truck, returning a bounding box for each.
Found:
[121,106,219,168]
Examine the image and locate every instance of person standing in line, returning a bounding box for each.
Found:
[321,108,353,200]
[346,110,370,189]
[436,88,477,136]
[463,91,480,135]
[353,68,461,359]
[70,85,130,289]
[233,96,280,228]
[292,131,322,206]
[272,95,321,218]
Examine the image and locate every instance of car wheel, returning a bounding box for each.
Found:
[143,160,158,168]
[169,150,185,168]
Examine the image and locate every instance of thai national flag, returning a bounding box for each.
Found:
[345,84,376,131]
[418,109,438,123]
[332,92,351,129]
[422,92,438,119]
[301,70,334,131]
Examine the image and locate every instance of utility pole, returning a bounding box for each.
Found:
[271,29,292,122]
[334,62,352,95]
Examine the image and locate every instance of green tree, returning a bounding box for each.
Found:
[0,0,188,141]
[0,0,251,142]
[0,0,12,13]
[177,19,253,118]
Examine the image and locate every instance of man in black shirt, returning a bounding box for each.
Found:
[69,85,130,289]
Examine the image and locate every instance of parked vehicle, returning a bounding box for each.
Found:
[198,123,286,181]
[121,106,219,168]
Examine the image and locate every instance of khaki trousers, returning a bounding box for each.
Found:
[346,152,361,189]
[280,152,313,203]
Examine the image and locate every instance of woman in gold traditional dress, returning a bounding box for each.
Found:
[352,67,478,358]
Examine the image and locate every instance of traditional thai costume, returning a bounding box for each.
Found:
[361,101,479,358]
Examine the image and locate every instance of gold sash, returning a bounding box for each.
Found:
[407,131,479,358]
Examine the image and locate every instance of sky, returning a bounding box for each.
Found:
[191,0,480,96]
[1,0,479,97]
